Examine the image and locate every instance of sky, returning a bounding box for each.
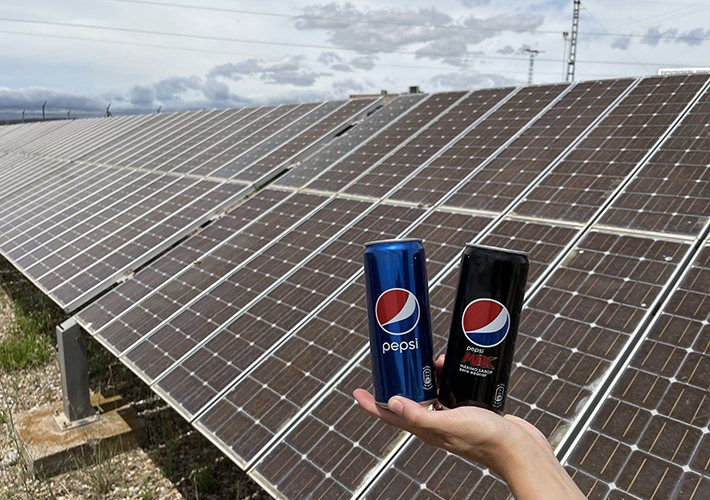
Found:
[1,0,709,120]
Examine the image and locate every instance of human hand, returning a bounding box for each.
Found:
[353,355,586,500]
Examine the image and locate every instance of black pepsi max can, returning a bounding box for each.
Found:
[438,244,529,414]
[364,239,437,407]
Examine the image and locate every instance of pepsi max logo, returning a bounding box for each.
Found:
[462,299,510,347]
[376,288,420,335]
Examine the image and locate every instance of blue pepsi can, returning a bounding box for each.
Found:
[364,238,437,407]
[438,244,529,414]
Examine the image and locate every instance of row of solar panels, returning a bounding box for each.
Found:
[1,73,709,499]
[0,98,380,311]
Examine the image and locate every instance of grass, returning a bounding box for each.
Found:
[0,261,65,371]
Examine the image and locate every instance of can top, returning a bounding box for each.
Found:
[364,238,423,248]
[464,243,529,258]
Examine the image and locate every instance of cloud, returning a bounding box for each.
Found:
[610,37,631,50]
[318,51,343,65]
[459,0,491,6]
[296,3,543,66]
[350,55,378,70]
[332,78,369,95]
[497,45,515,55]
[153,76,203,101]
[642,25,710,47]
[428,70,515,91]
[0,87,108,120]
[129,85,156,107]
[209,56,328,87]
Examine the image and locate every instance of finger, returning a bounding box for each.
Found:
[353,389,409,429]
[434,354,445,381]
[388,396,438,431]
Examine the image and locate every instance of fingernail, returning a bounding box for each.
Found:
[388,397,403,416]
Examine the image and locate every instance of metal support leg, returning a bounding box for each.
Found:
[56,318,93,421]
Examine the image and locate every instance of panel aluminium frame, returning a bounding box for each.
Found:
[252,76,710,498]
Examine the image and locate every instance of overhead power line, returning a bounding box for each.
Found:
[104,0,710,44]
[0,16,700,68]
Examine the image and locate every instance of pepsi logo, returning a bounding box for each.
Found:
[376,288,420,335]
[462,298,510,347]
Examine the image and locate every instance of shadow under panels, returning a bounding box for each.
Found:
[385,83,571,207]
[513,74,709,224]
[252,216,579,499]
[343,87,522,201]
[600,77,710,237]
[275,94,426,190]
[565,243,710,500]
[195,209,492,467]
[440,78,635,213]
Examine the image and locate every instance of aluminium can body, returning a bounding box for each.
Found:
[438,244,529,414]
[364,239,437,407]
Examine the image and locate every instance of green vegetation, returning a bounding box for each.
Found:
[0,261,65,371]
[0,299,61,371]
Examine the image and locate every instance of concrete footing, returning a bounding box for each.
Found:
[12,393,143,477]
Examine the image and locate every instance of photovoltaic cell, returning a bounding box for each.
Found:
[274,94,425,189]
[388,84,569,206]
[514,75,708,223]
[443,78,634,212]
[566,244,710,500]
[600,78,710,236]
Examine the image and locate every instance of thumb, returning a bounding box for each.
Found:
[388,396,436,430]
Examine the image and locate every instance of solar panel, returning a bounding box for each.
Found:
[514,75,709,223]
[600,81,710,236]
[386,84,572,206]
[274,94,426,190]
[0,99,378,311]
[564,242,710,500]
[2,74,709,500]
[443,78,635,212]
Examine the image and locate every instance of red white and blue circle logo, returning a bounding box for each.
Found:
[376,288,420,335]
[462,299,510,347]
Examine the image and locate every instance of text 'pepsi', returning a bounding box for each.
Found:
[438,244,529,414]
[364,239,437,407]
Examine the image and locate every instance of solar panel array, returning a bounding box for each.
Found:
[0,98,380,311]
[2,74,710,500]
